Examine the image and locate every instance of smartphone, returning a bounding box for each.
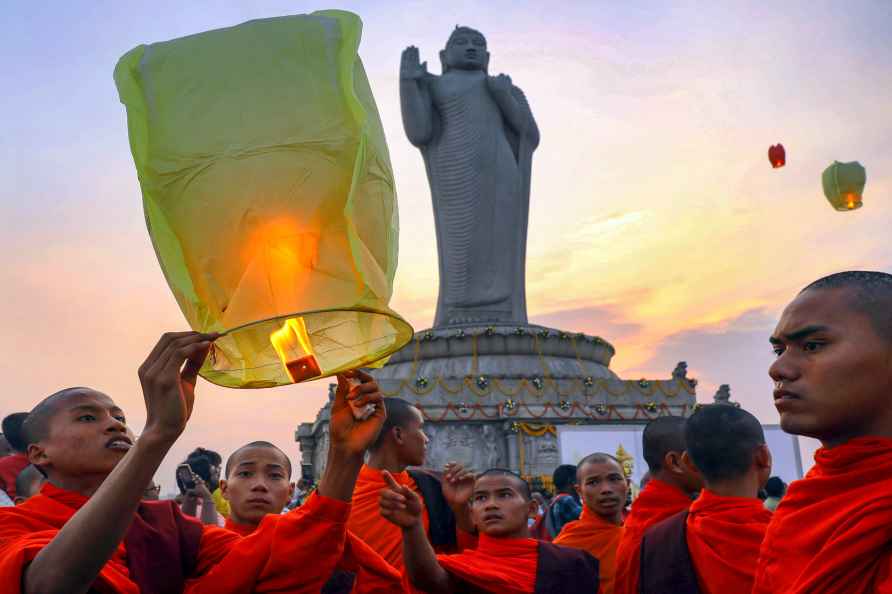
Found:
[177,463,196,491]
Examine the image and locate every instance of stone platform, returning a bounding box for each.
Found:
[297,324,697,489]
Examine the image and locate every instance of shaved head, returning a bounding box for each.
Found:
[370,398,421,451]
[802,271,892,342]
[22,387,101,446]
[225,441,292,479]
[643,416,687,472]
[685,405,765,482]
[576,453,622,483]
[2,413,29,453]
[476,468,531,500]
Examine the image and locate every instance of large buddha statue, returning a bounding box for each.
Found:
[400,26,539,327]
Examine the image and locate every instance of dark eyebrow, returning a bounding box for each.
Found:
[769,325,830,345]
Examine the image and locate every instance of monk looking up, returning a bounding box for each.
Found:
[220,441,402,593]
[348,397,476,570]
[381,468,599,593]
[0,331,387,594]
[613,416,702,594]
[639,405,772,594]
[754,271,892,593]
[554,453,626,594]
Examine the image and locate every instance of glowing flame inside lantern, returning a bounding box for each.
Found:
[845,193,860,210]
[270,317,322,383]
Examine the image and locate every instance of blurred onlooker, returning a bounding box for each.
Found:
[177,456,222,525]
[528,491,546,531]
[763,476,787,512]
[143,480,161,501]
[535,464,582,540]
[285,477,313,511]
[0,433,12,457]
[14,464,46,504]
[187,448,229,518]
[0,414,31,498]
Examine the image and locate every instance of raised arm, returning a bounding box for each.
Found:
[380,471,455,594]
[24,331,217,594]
[400,46,436,147]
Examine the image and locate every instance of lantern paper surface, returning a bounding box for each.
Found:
[768,143,785,168]
[822,161,866,212]
[114,10,414,388]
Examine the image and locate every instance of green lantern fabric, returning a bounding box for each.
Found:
[822,160,866,211]
[114,10,413,388]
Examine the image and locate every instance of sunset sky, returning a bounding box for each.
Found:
[2,1,890,491]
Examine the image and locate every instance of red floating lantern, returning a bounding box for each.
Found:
[768,143,785,168]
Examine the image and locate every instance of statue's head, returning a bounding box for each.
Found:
[440,26,489,73]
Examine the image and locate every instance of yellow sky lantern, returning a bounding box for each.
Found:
[114,11,413,388]
[822,161,866,212]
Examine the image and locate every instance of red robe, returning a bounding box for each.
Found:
[223,516,403,593]
[0,453,29,499]
[686,489,770,594]
[613,478,692,594]
[438,533,540,593]
[348,465,431,570]
[553,506,623,594]
[0,482,352,594]
[753,437,892,594]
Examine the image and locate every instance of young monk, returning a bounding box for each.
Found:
[754,271,892,593]
[554,453,627,594]
[381,468,599,593]
[13,465,46,505]
[220,440,403,593]
[613,416,703,594]
[639,405,772,594]
[348,396,476,570]
[0,331,387,594]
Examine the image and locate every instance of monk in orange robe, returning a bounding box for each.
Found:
[380,468,599,593]
[554,453,626,594]
[348,397,476,570]
[639,405,772,594]
[754,271,892,593]
[0,331,387,594]
[220,440,402,593]
[613,416,702,594]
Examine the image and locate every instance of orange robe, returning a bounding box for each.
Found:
[554,506,623,594]
[223,516,403,593]
[613,478,692,594]
[685,489,770,594]
[0,482,351,594]
[753,437,892,594]
[348,465,431,570]
[437,533,539,594]
[0,453,29,498]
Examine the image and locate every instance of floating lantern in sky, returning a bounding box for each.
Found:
[114,11,413,388]
[822,161,866,212]
[768,144,785,168]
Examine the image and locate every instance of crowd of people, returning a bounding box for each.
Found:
[0,269,890,592]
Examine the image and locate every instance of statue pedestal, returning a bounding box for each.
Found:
[297,324,696,487]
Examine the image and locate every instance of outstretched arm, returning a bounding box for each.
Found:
[400,46,435,147]
[23,331,217,594]
[380,471,455,594]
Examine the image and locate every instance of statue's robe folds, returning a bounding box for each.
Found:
[753,437,892,594]
[0,483,354,594]
[419,70,537,326]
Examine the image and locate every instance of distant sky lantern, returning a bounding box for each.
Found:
[768,143,785,168]
[822,161,866,212]
[114,10,413,388]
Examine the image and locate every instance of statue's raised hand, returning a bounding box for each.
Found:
[487,73,513,96]
[400,46,428,81]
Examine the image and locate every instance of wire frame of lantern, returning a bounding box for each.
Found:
[115,11,414,388]
[822,161,866,212]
